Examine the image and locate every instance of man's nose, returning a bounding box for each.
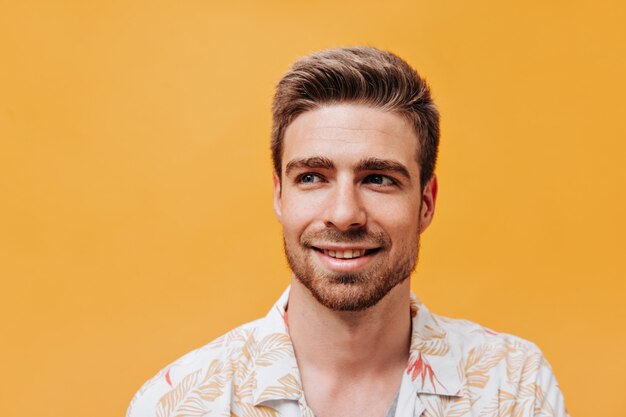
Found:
[323,183,367,231]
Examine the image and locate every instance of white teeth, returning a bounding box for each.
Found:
[323,249,364,259]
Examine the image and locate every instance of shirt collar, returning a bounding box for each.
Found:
[252,287,464,406]
[406,295,463,397]
[252,287,302,405]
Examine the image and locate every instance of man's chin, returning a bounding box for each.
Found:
[298,277,397,312]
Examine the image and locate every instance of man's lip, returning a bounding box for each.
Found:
[312,246,380,270]
[310,245,380,251]
[310,245,382,260]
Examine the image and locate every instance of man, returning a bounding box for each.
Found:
[127,47,568,417]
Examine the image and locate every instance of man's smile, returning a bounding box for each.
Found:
[306,244,384,273]
[311,246,382,259]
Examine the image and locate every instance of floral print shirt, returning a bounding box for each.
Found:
[127,287,569,417]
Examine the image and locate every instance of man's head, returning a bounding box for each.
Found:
[272,47,439,312]
[272,46,439,188]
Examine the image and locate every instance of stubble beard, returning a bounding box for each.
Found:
[284,227,420,312]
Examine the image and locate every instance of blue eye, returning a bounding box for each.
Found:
[298,173,322,184]
[365,174,394,186]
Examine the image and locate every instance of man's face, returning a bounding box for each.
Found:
[273,104,437,311]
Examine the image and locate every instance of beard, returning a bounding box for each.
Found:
[284,226,420,312]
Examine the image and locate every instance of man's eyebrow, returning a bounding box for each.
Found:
[285,157,335,176]
[356,157,412,180]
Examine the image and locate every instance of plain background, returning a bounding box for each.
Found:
[1,1,625,416]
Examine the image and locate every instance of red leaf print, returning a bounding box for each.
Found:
[165,369,172,387]
[406,352,446,392]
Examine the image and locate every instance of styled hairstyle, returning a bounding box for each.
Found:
[271,46,440,187]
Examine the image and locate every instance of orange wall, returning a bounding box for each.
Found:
[1,1,624,416]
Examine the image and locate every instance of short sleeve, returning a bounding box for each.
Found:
[533,355,569,417]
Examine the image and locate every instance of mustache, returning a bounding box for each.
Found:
[301,228,390,247]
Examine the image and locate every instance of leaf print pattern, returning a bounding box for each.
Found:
[407,351,447,392]
[504,349,525,387]
[156,368,204,417]
[477,389,517,417]
[224,328,250,346]
[257,374,301,404]
[465,344,508,389]
[254,334,292,366]
[534,383,557,417]
[233,337,257,402]
[234,333,294,403]
[127,288,569,417]
[197,360,228,402]
[413,324,450,356]
[156,360,226,417]
[159,370,214,417]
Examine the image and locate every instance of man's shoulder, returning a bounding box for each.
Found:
[427,312,568,415]
[434,312,542,356]
[126,318,264,417]
[435,313,562,399]
[434,311,549,377]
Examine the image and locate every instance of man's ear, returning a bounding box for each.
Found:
[273,171,282,221]
[419,175,438,233]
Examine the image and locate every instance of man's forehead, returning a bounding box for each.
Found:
[282,104,420,169]
[286,104,415,137]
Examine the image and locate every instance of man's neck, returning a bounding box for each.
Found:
[286,277,412,379]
